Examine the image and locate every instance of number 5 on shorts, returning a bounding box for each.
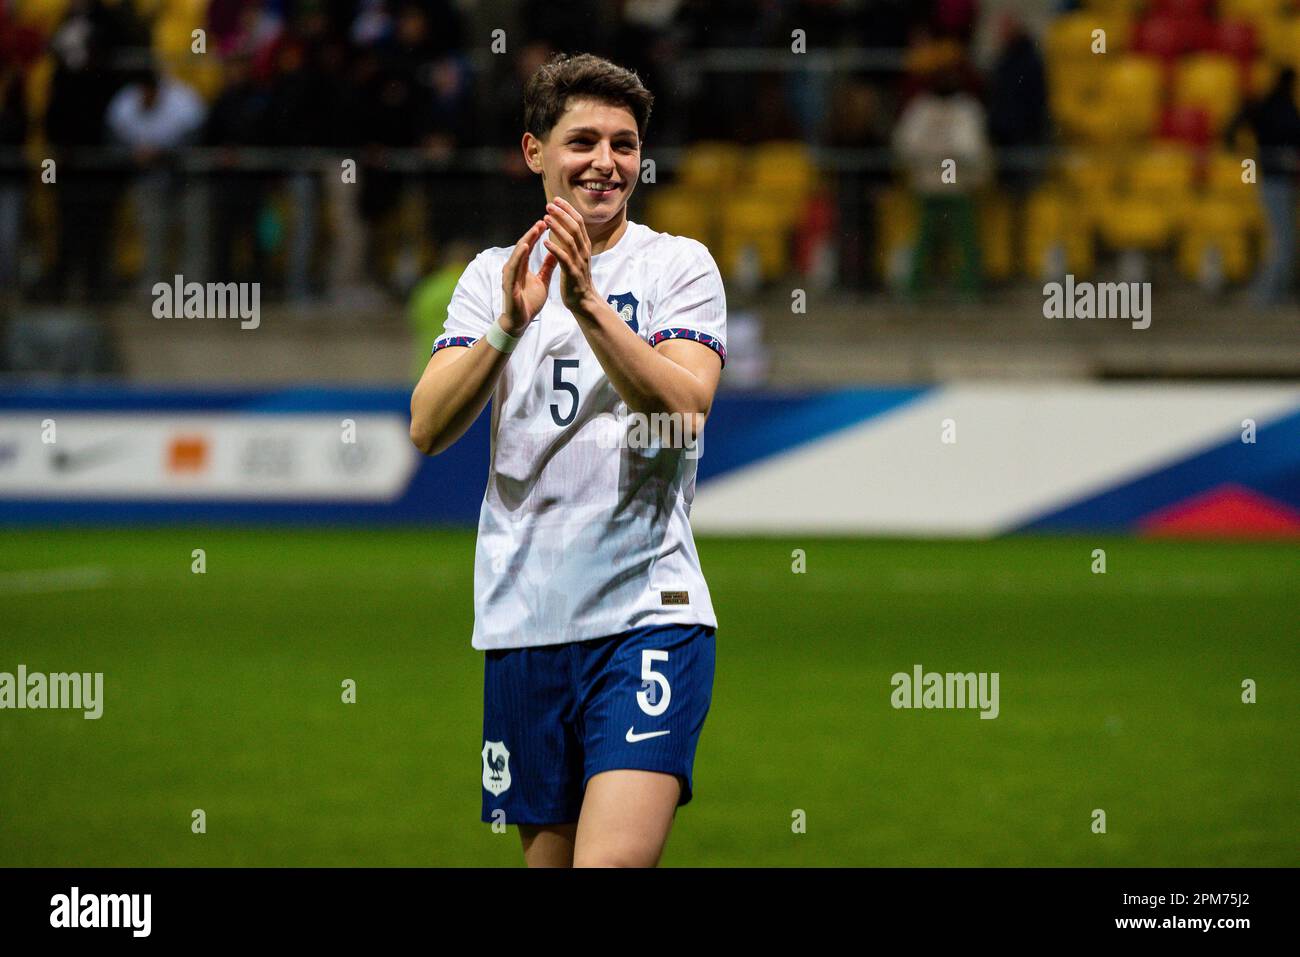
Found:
[637,650,671,717]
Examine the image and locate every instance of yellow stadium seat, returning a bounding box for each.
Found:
[875,186,918,283]
[1220,0,1290,24]
[24,55,55,128]
[718,192,791,282]
[14,0,71,32]
[1174,55,1244,131]
[1072,99,1124,144]
[1251,15,1299,64]
[978,190,1015,281]
[1025,187,1096,277]
[1102,56,1165,139]
[1046,33,1107,78]
[131,0,167,17]
[1204,152,1266,229]
[154,12,224,100]
[1098,194,1174,249]
[1178,197,1255,282]
[1126,147,1197,227]
[1058,151,1120,208]
[645,187,714,246]
[1047,13,1130,139]
[1050,80,1104,141]
[747,140,817,217]
[1248,57,1279,96]
[1048,12,1118,64]
[1277,17,1300,66]
[677,142,745,192]
[162,0,209,19]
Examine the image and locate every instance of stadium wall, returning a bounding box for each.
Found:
[1,384,1297,537]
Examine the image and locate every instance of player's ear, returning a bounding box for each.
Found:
[522,133,544,175]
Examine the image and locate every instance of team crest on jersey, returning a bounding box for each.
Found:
[607,292,639,333]
[482,740,511,796]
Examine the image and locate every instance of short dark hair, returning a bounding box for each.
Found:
[523,53,654,144]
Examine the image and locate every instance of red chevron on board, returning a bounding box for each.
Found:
[1139,484,1300,539]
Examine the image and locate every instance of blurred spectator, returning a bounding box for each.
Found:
[931,0,978,42]
[43,0,123,300]
[613,0,686,147]
[106,68,206,290]
[353,44,426,290]
[484,41,556,239]
[0,63,28,293]
[739,74,801,144]
[265,34,330,299]
[210,0,284,58]
[521,0,607,55]
[893,65,991,297]
[1225,68,1300,306]
[206,53,270,285]
[350,0,394,48]
[425,53,477,251]
[680,0,775,142]
[900,28,980,107]
[986,14,1046,196]
[428,56,474,159]
[971,1,1054,71]
[827,77,892,289]
[986,13,1046,286]
[848,0,922,50]
[775,0,850,143]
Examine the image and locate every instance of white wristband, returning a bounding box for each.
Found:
[486,320,522,354]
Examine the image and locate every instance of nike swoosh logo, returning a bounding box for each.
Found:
[625,727,670,743]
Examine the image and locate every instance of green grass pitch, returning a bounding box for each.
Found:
[1,529,1295,866]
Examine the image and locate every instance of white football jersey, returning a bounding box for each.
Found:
[433,220,727,650]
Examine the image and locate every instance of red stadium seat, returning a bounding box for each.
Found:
[1133,16,1185,60]
[1214,19,1260,62]
[1158,104,1213,148]
[1148,0,1214,19]
[1133,15,1215,60]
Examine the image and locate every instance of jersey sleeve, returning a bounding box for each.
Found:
[646,238,727,369]
[431,252,496,356]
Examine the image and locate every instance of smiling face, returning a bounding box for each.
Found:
[524,97,641,230]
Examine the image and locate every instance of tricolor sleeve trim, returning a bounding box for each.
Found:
[431,335,478,356]
[648,329,727,368]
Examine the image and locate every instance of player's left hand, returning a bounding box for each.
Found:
[543,198,599,318]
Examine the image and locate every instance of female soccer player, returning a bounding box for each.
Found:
[409,53,726,867]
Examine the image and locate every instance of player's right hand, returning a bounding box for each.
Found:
[501,220,559,335]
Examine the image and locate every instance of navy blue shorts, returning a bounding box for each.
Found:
[480,622,716,826]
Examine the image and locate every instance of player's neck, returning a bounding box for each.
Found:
[588,212,629,258]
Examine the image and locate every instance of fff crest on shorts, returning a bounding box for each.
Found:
[482,740,511,796]
[607,292,639,333]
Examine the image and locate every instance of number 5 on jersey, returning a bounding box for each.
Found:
[550,358,580,426]
[637,650,671,716]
